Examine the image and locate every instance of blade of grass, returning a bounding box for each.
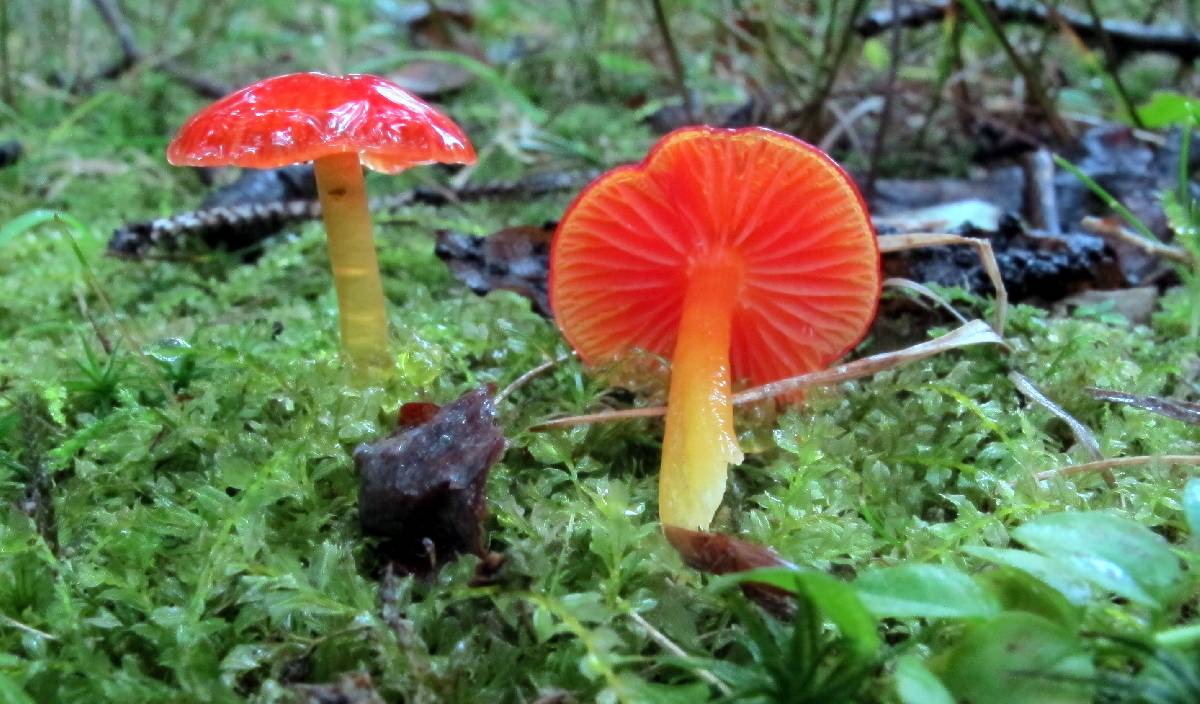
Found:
[1054,155,1161,243]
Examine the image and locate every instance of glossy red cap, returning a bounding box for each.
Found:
[549,126,880,387]
[167,72,475,174]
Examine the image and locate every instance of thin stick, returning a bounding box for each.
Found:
[797,0,871,137]
[493,353,572,405]
[1081,216,1193,264]
[1010,371,1103,462]
[534,320,1004,430]
[1079,0,1144,128]
[1009,370,1114,487]
[649,0,695,122]
[0,613,57,641]
[1035,455,1200,481]
[628,611,731,695]
[878,232,1008,333]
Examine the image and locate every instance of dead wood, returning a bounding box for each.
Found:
[856,0,1200,61]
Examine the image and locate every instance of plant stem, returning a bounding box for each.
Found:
[313,152,390,373]
[659,256,744,531]
[649,0,695,122]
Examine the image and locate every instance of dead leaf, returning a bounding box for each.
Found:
[389,60,475,98]
[355,386,505,575]
[664,525,796,618]
[434,224,554,317]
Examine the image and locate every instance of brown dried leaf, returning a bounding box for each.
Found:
[434,224,553,317]
[355,387,505,575]
[389,60,475,98]
[664,526,797,618]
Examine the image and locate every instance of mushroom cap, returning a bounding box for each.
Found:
[549,126,880,387]
[167,72,475,174]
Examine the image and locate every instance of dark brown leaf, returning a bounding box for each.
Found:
[664,525,797,618]
[435,224,554,317]
[389,60,475,98]
[1088,387,1200,425]
[355,386,505,575]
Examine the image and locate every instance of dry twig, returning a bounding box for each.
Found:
[534,320,1004,430]
[1035,455,1200,481]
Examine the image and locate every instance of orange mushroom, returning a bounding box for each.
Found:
[168,72,476,371]
[549,126,880,533]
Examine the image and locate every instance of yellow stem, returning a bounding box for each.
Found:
[313,152,390,372]
[659,255,745,531]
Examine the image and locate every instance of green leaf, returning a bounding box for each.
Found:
[1184,478,1200,538]
[895,655,955,704]
[1137,91,1200,128]
[712,567,881,657]
[964,546,1092,605]
[1014,511,1185,609]
[855,564,1000,619]
[939,612,1094,704]
[978,566,1082,629]
[0,672,34,704]
[619,677,711,704]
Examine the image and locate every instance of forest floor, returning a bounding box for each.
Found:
[3,2,1200,703]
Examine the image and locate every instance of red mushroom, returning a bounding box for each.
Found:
[549,126,880,532]
[167,72,476,371]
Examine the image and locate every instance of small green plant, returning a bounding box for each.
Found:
[63,334,129,413]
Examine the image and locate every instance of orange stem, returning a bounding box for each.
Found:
[659,255,744,531]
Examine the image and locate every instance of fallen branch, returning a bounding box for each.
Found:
[856,0,1200,61]
[534,319,1005,430]
[109,170,597,258]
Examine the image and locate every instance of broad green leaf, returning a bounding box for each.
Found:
[978,566,1082,629]
[964,546,1092,604]
[939,612,1094,704]
[712,567,881,657]
[1184,478,1200,539]
[1137,91,1200,128]
[1014,512,1185,608]
[895,655,954,704]
[0,672,34,704]
[855,564,1000,619]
